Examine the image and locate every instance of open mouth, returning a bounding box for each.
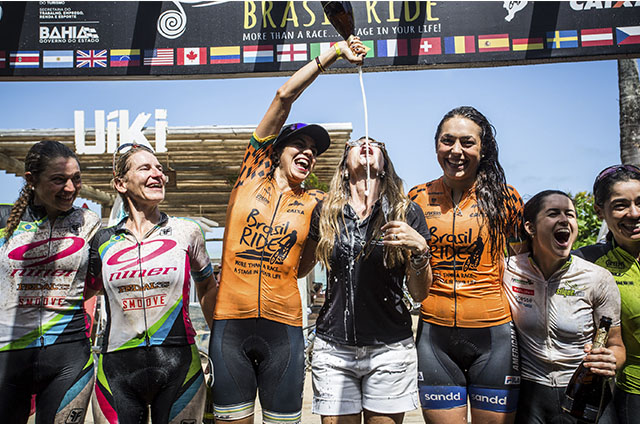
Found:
[147,182,163,189]
[294,157,310,172]
[359,145,374,156]
[446,158,466,169]
[554,228,571,247]
[621,221,640,234]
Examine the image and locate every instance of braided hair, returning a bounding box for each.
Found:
[4,140,78,239]
[435,106,509,259]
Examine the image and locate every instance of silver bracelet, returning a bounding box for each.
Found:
[410,246,431,269]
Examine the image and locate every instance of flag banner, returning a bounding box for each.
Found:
[177,47,207,65]
[76,50,107,68]
[512,37,544,51]
[143,48,174,66]
[0,1,638,79]
[210,46,241,64]
[377,39,408,57]
[412,37,442,55]
[43,50,73,68]
[110,49,140,67]
[276,44,307,62]
[478,34,510,52]
[617,26,640,45]
[10,51,39,68]
[580,28,613,47]
[243,45,273,63]
[444,36,475,54]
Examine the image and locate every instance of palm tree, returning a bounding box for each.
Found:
[618,59,640,166]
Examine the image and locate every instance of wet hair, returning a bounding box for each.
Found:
[267,143,285,180]
[4,140,79,239]
[112,144,157,211]
[593,165,640,208]
[522,189,573,249]
[316,137,411,270]
[435,106,509,259]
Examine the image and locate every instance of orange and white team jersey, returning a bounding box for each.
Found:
[408,177,523,328]
[214,134,324,327]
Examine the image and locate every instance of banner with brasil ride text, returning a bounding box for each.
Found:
[0,1,639,80]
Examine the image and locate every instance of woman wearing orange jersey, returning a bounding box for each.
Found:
[408,106,524,424]
[209,39,365,424]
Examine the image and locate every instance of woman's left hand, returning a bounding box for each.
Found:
[583,343,617,377]
[381,221,428,255]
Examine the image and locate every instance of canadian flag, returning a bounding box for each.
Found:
[177,47,207,65]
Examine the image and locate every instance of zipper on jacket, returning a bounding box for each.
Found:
[137,241,151,347]
[257,192,283,317]
[39,219,56,348]
[452,203,459,326]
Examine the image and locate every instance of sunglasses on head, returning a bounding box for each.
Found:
[112,143,155,177]
[346,139,385,149]
[593,164,640,190]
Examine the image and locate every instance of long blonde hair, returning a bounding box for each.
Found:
[316,137,412,271]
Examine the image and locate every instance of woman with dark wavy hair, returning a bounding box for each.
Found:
[408,107,524,424]
[309,136,432,423]
[575,165,640,424]
[0,140,102,423]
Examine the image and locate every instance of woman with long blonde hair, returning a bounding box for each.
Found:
[309,136,432,424]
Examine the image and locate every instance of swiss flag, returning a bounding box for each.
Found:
[411,37,442,55]
[177,47,207,65]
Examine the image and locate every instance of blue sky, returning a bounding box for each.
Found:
[0,58,634,250]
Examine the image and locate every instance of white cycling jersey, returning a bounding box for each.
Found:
[0,204,101,351]
[89,214,212,352]
[503,253,620,387]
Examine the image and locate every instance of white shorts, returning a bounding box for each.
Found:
[311,336,419,416]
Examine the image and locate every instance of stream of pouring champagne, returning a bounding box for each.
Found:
[321,1,372,196]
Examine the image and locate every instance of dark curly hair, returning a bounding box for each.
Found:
[435,106,509,259]
[4,140,79,239]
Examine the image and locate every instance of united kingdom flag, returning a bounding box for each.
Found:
[76,50,107,68]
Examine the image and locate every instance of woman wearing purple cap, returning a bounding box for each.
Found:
[209,37,365,424]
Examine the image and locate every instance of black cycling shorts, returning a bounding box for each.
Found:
[209,318,304,423]
[416,321,520,413]
[517,379,617,424]
[0,338,94,424]
[93,344,206,424]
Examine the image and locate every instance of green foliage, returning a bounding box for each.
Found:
[303,172,329,192]
[570,191,601,249]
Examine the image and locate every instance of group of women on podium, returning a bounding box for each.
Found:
[0,37,638,424]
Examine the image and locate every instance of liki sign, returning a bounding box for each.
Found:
[74,109,167,154]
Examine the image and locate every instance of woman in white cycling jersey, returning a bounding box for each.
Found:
[89,143,217,424]
[503,189,625,423]
[0,140,102,423]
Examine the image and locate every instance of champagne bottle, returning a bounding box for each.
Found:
[561,316,613,423]
[321,2,369,53]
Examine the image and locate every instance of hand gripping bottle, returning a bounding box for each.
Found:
[561,316,613,423]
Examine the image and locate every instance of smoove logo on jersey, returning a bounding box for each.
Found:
[18,296,65,307]
[122,294,167,311]
[106,239,177,271]
[8,237,85,268]
[237,208,298,266]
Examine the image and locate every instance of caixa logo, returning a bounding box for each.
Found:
[106,240,177,271]
[8,237,85,268]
